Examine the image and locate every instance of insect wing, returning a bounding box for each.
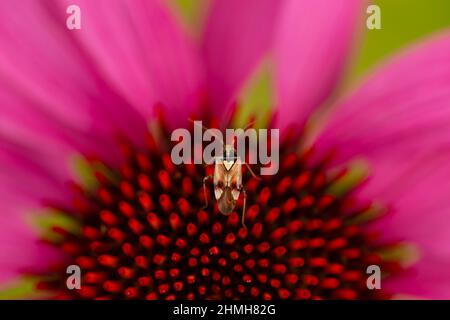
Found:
[214,160,242,215]
[217,187,235,215]
[227,160,242,200]
[213,161,228,187]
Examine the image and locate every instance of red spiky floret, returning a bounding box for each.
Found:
[36,117,400,300]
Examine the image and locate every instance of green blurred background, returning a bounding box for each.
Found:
[351,0,450,80]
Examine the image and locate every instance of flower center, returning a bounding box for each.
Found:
[36,118,400,300]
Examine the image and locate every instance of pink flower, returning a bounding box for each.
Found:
[0,0,449,299]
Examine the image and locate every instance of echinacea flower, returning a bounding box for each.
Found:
[1,0,450,300]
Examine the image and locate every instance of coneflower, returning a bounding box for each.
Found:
[1,0,449,300]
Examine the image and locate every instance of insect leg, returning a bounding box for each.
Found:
[244,163,262,180]
[241,119,256,131]
[202,175,212,209]
[241,188,247,229]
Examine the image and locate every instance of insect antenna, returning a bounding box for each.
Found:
[227,120,257,144]
[188,118,224,145]
[228,120,262,180]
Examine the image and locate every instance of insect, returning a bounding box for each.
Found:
[190,120,259,229]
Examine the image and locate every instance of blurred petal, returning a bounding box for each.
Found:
[0,212,62,285]
[0,140,70,206]
[315,32,450,185]
[274,0,363,131]
[64,0,205,128]
[202,0,282,118]
[0,0,204,156]
[385,253,450,299]
[374,152,450,298]
[0,139,70,287]
[0,1,141,150]
[314,33,450,298]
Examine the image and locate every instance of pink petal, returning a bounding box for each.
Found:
[0,1,140,149]
[60,0,205,128]
[274,0,364,132]
[202,0,283,118]
[0,140,71,207]
[0,0,204,157]
[367,152,450,298]
[314,32,450,191]
[384,253,450,299]
[0,140,69,287]
[314,33,450,298]
[0,211,62,285]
